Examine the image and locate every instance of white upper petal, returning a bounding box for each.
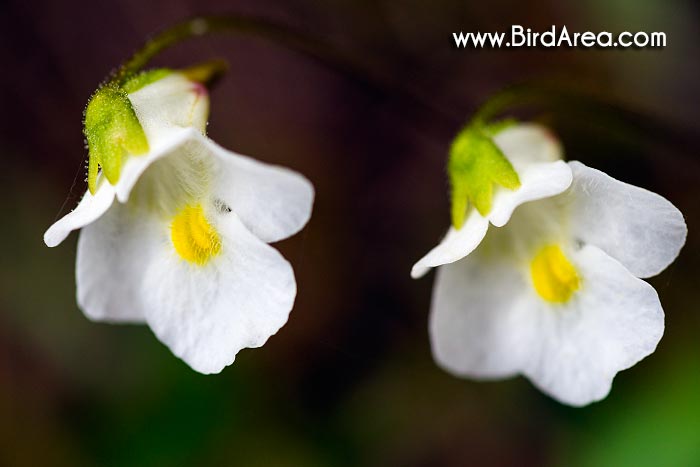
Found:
[429,254,534,378]
[114,73,211,203]
[411,211,490,278]
[522,244,664,406]
[488,160,572,227]
[488,124,572,227]
[565,161,687,278]
[206,139,315,244]
[44,178,116,247]
[141,208,297,374]
[76,203,158,323]
[493,123,563,166]
[113,127,198,203]
[128,73,209,137]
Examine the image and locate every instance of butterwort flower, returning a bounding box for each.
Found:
[45,69,314,374]
[413,123,686,406]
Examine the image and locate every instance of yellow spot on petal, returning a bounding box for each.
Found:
[171,204,221,265]
[530,244,580,303]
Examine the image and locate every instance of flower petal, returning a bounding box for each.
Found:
[566,161,687,278]
[488,160,572,227]
[207,140,315,243]
[429,254,533,378]
[114,73,211,203]
[114,127,200,203]
[141,210,296,374]
[493,123,563,166]
[523,244,664,406]
[128,73,209,137]
[411,211,489,278]
[113,128,313,244]
[488,124,572,227]
[44,179,116,247]
[76,203,158,323]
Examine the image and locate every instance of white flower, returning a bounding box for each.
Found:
[45,72,314,374]
[413,123,687,406]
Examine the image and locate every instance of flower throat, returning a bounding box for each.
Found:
[171,204,221,265]
[530,244,580,303]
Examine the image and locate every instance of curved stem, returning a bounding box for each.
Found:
[115,16,341,84]
[112,15,459,132]
[470,83,570,123]
[472,81,697,159]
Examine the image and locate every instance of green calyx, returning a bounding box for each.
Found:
[84,83,149,194]
[448,119,521,229]
[122,68,173,93]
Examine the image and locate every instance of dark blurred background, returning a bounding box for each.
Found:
[1,0,699,465]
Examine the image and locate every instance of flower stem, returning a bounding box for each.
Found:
[114,16,334,84]
[472,81,697,160]
[110,14,459,132]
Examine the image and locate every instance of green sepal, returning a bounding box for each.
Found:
[122,68,172,94]
[448,120,521,229]
[481,118,517,137]
[84,84,149,193]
